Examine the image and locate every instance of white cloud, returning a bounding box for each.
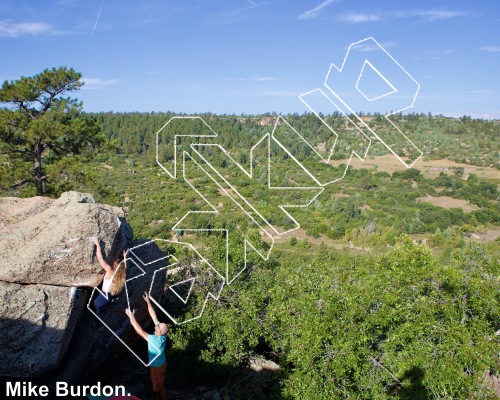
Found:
[254,76,280,81]
[297,0,337,21]
[0,20,54,37]
[336,9,473,24]
[414,9,470,21]
[81,78,121,89]
[338,13,380,24]
[424,49,455,54]
[92,0,105,35]
[479,46,500,53]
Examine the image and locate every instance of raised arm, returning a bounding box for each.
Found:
[93,237,113,276]
[143,292,160,326]
[125,308,148,341]
[123,249,128,267]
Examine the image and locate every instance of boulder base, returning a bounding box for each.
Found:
[0,281,86,377]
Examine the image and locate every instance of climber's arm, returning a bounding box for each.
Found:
[125,308,148,341]
[93,237,113,276]
[143,292,160,326]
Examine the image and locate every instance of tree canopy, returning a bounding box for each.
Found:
[0,67,104,196]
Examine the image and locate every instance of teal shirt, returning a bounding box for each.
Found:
[147,334,166,367]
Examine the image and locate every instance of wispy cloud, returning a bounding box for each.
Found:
[479,46,500,53]
[297,0,337,21]
[81,78,121,89]
[92,0,105,35]
[425,49,455,54]
[336,9,473,24]
[254,76,280,81]
[0,20,54,37]
[339,13,380,24]
[414,9,470,21]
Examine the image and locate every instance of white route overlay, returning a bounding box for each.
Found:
[87,238,225,365]
[87,253,163,367]
[321,37,422,168]
[90,38,423,358]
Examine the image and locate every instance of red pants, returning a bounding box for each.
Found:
[150,361,167,400]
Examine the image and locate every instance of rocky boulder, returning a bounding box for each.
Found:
[0,192,168,381]
[0,191,131,287]
[0,282,86,377]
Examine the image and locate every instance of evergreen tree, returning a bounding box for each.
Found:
[0,67,103,195]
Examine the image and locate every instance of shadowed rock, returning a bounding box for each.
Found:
[0,282,86,377]
[52,239,168,384]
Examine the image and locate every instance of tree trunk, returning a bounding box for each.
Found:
[34,143,44,196]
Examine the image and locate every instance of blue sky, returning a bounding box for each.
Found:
[1,0,499,118]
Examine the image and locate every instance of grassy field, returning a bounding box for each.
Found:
[334,154,500,182]
[416,195,480,212]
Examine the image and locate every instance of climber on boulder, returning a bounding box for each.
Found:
[93,237,128,313]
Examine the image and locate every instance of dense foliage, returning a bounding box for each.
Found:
[89,111,500,169]
[172,238,499,399]
[0,108,499,398]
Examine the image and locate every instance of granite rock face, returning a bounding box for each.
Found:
[0,191,130,287]
[0,282,86,377]
[0,192,168,380]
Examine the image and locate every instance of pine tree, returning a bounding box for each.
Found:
[0,67,103,195]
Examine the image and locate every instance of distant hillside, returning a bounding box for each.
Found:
[87,112,500,169]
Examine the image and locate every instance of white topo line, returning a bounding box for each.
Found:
[91,39,423,359]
